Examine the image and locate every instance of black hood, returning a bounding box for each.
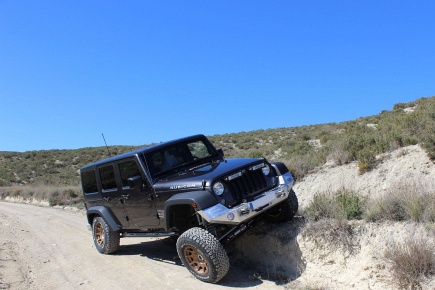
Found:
[153,158,265,194]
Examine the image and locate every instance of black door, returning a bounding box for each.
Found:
[117,159,160,228]
[99,164,130,227]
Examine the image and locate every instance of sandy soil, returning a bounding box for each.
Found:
[0,202,285,290]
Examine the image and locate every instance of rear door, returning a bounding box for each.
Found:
[99,164,130,227]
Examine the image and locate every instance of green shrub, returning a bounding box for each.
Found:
[248,150,264,158]
[336,188,363,220]
[304,188,364,221]
[357,148,377,174]
[304,191,341,220]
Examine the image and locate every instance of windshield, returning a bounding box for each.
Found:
[143,138,217,179]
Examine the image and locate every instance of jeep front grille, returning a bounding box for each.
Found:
[226,169,268,200]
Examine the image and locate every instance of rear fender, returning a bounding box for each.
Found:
[86,206,122,232]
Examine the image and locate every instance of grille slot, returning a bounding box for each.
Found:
[226,169,268,200]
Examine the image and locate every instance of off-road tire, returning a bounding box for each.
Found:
[176,227,229,283]
[92,216,120,254]
[264,189,298,223]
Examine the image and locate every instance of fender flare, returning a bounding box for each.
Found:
[164,191,218,229]
[86,206,122,232]
[270,162,290,175]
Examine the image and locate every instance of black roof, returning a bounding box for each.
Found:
[80,134,207,171]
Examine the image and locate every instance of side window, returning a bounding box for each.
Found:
[82,170,98,194]
[119,160,141,188]
[99,165,117,191]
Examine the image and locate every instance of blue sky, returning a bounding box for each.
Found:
[1,1,434,152]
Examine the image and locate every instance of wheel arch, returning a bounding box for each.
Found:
[86,206,122,232]
[164,191,218,231]
[270,161,290,175]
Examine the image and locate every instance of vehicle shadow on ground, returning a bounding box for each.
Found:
[115,237,182,266]
[114,237,266,287]
[114,217,306,288]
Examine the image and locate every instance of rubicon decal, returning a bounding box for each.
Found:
[170,184,196,190]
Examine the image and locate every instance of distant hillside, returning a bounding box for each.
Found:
[1,96,434,187]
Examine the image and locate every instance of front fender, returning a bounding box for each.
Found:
[86,206,122,232]
[270,162,290,175]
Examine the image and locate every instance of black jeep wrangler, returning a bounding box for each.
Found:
[81,134,297,283]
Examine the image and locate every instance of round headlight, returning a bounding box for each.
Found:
[262,164,271,176]
[213,182,225,195]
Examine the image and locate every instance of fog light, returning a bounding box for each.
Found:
[227,213,234,221]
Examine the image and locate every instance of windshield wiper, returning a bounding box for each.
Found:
[153,166,186,181]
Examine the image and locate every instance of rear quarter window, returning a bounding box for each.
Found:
[82,170,98,194]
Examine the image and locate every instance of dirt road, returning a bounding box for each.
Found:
[0,201,284,290]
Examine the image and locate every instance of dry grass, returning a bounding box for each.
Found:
[365,178,435,222]
[301,219,356,254]
[0,185,83,207]
[385,235,435,289]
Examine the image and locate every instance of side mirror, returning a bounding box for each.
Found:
[127,175,144,189]
[216,148,224,158]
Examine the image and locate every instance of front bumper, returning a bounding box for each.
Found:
[197,172,294,225]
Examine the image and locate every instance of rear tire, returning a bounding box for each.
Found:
[176,227,229,283]
[92,216,120,254]
[265,189,298,223]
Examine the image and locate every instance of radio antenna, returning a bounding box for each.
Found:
[101,133,111,156]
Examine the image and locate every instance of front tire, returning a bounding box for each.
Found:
[265,189,298,223]
[176,227,229,283]
[92,216,120,254]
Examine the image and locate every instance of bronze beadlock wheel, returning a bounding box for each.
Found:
[183,245,209,276]
[94,220,105,247]
[92,216,120,254]
[176,227,229,283]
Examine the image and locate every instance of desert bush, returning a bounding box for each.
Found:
[304,188,364,221]
[336,189,363,219]
[365,194,407,222]
[287,155,317,180]
[327,144,349,165]
[304,191,340,220]
[357,148,378,175]
[365,179,435,222]
[385,236,435,289]
[248,150,264,158]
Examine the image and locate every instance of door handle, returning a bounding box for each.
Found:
[102,197,111,202]
[121,195,130,200]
